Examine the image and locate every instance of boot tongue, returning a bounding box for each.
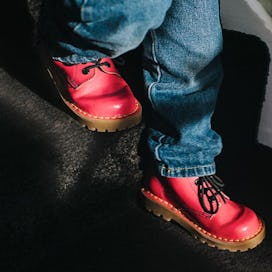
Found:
[54,60,95,88]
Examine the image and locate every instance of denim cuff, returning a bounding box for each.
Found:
[158,162,216,177]
[52,53,107,65]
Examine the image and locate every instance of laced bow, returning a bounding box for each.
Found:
[82,59,110,74]
[195,175,227,214]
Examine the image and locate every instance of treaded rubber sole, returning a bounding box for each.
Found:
[141,188,265,252]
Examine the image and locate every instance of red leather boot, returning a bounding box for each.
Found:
[46,57,142,132]
[141,173,265,252]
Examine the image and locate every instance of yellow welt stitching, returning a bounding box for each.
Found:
[66,100,140,120]
[142,189,263,242]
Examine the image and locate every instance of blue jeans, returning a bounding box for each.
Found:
[40,0,223,177]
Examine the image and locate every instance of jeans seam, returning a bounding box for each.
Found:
[73,0,88,32]
[148,29,166,162]
[154,135,164,162]
[160,163,216,177]
[147,30,161,110]
[161,163,215,171]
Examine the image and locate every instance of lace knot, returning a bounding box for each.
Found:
[82,59,110,74]
[196,175,226,214]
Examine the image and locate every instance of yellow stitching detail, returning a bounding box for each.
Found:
[66,100,140,120]
[142,189,263,242]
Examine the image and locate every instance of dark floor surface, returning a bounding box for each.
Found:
[0,2,272,272]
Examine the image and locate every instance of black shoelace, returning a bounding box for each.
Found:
[82,59,110,75]
[195,175,227,214]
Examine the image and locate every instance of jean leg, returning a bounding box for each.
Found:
[39,0,172,63]
[143,0,224,177]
